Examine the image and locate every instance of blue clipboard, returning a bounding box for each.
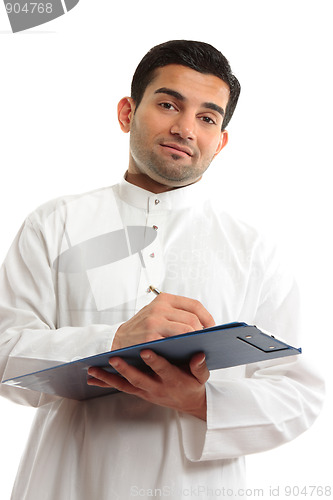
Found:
[2,322,301,400]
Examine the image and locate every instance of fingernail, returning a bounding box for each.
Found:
[109,358,119,368]
[198,355,206,366]
[141,351,151,360]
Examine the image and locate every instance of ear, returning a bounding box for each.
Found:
[213,130,228,158]
[117,97,136,133]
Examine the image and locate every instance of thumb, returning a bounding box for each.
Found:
[189,353,210,384]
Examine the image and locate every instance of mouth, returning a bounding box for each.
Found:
[160,143,193,157]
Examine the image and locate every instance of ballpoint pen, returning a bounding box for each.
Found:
[149,285,161,296]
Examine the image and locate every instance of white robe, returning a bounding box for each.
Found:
[0,178,324,500]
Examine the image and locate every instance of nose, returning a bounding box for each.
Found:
[170,112,196,141]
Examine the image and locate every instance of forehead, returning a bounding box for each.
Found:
[144,64,230,107]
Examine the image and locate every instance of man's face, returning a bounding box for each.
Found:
[123,64,230,192]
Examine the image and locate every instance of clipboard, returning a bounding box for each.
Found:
[2,322,301,401]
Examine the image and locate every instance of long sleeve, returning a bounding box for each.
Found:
[179,356,323,460]
[178,238,325,461]
[1,181,326,500]
[0,217,120,407]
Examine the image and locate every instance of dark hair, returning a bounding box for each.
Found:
[131,40,241,129]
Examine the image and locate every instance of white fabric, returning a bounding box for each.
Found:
[0,178,324,500]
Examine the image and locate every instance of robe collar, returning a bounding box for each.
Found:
[117,174,207,211]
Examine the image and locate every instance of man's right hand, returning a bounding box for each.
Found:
[111,293,215,350]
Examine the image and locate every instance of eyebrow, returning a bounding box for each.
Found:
[154,87,225,118]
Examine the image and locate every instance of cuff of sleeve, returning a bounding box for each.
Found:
[4,322,123,382]
[178,380,240,462]
[178,411,207,461]
[70,322,123,361]
[178,382,214,462]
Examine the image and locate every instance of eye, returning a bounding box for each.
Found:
[159,102,176,111]
[200,116,216,125]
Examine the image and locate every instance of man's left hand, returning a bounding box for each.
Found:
[87,351,209,421]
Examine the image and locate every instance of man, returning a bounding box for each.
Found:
[0,40,324,500]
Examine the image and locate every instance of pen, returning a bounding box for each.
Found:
[149,285,161,296]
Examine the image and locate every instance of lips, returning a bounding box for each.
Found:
[160,142,193,157]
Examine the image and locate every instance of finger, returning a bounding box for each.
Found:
[143,317,196,340]
[158,293,215,329]
[147,299,203,335]
[87,374,117,388]
[87,365,145,395]
[87,367,121,388]
[140,349,180,383]
[164,308,204,332]
[189,353,210,384]
[107,356,157,391]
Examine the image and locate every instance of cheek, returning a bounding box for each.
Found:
[137,108,162,134]
[199,135,221,157]
[142,108,173,138]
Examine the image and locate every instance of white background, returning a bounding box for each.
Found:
[0,0,332,498]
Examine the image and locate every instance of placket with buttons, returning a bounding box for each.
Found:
[134,196,167,312]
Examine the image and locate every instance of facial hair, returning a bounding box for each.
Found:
[129,117,215,187]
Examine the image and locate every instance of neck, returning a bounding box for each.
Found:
[125,171,179,194]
